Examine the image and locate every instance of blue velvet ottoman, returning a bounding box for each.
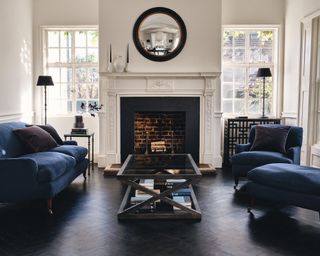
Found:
[247,163,320,213]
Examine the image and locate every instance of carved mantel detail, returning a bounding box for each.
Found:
[98,72,222,168]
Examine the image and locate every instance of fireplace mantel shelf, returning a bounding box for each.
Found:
[99,71,221,78]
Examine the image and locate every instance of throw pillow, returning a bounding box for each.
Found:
[14,126,58,153]
[26,124,64,145]
[250,125,291,154]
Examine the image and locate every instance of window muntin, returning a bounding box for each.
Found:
[44,28,99,115]
[222,28,277,116]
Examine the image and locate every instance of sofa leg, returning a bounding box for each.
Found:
[234,177,239,190]
[47,198,53,215]
[247,198,255,213]
[83,171,87,180]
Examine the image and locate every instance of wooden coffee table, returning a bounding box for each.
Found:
[117,154,202,220]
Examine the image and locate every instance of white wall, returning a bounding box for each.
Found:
[99,0,222,73]
[0,0,33,123]
[222,0,285,25]
[33,0,99,154]
[283,0,320,124]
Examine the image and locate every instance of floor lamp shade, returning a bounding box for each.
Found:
[256,68,272,118]
[37,76,54,124]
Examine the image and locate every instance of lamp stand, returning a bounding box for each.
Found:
[44,85,47,125]
[261,77,267,118]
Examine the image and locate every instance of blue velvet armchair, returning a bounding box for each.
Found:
[231,124,303,190]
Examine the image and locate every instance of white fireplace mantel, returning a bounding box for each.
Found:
[98,71,223,168]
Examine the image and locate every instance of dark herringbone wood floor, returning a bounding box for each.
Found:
[0,167,320,256]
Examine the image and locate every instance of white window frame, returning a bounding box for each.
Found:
[222,25,280,118]
[41,25,99,117]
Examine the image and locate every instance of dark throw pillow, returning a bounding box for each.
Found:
[14,126,58,153]
[26,124,64,145]
[250,125,291,154]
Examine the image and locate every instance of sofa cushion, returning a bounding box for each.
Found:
[26,124,64,145]
[18,152,76,183]
[250,125,291,154]
[14,126,58,153]
[49,145,87,163]
[0,122,29,158]
[231,151,293,166]
[248,163,320,196]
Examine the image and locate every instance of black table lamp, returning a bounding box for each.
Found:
[37,76,54,124]
[256,68,272,118]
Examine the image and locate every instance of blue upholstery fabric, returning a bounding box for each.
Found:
[19,152,76,183]
[248,163,320,196]
[0,122,28,158]
[247,182,320,212]
[50,145,87,163]
[232,151,293,166]
[231,124,303,187]
[63,140,78,146]
[0,121,88,205]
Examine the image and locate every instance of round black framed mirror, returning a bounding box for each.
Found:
[133,7,187,62]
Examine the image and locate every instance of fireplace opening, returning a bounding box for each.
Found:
[134,111,185,154]
[121,97,199,163]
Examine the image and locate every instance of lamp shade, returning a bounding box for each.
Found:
[256,68,272,78]
[36,76,54,86]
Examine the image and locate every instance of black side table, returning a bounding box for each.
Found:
[64,132,95,175]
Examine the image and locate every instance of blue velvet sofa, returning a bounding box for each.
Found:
[247,163,320,214]
[0,122,88,213]
[231,125,303,189]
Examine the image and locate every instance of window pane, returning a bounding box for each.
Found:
[223,68,233,82]
[60,48,72,63]
[75,48,87,63]
[223,83,233,98]
[223,31,233,47]
[61,68,73,83]
[48,49,59,63]
[234,100,245,114]
[48,31,59,47]
[234,32,245,47]
[87,48,98,63]
[76,100,86,113]
[88,84,98,99]
[88,68,98,83]
[234,48,245,63]
[47,68,60,83]
[75,31,86,47]
[223,100,233,113]
[75,68,87,83]
[87,31,98,47]
[223,48,233,63]
[60,31,71,47]
[77,84,87,99]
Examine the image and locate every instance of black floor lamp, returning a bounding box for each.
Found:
[37,76,54,124]
[256,68,272,118]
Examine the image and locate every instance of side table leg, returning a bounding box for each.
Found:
[87,136,91,176]
[92,134,94,171]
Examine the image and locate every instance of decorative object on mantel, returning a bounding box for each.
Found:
[113,55,125,72]
[107,44,113,72]
[36,75,54,125]
[256,68,272,118]
[124,43,130,72]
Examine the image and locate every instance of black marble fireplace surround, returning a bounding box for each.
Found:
[120,97,200,163]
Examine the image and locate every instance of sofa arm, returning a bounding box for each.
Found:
[286,146,301,165]
[235,143,251,154]
[63,140,78,146]
[0,158,39,201]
